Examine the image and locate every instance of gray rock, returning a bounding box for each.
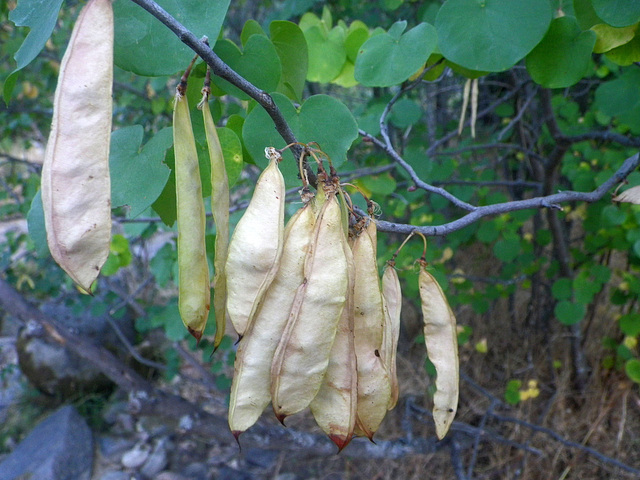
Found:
[0,405,93,480]
[98,471,131,480]
[97,435,136,462]
[140,439,169,478]
[16,300,135,399]
[121,444,150,469]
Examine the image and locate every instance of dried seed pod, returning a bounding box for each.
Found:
[225,148,285,337]
[350,219,391,439]
[200,88,229,349]
[173,88,210,341]
[41,0,113,293]
[418,260,459,440]
[271,193,349,421]
[228,198,317,437]
[381,261,402,410]
[310,227,357,452]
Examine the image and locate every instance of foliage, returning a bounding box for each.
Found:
[2,0,640,476]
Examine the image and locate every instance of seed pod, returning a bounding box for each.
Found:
[173,89,210,341]
[419,260,459,440]
[350,220,391,439]
[310,227,357,452]
[228,198,317,437]
[381,262,402,410]
[41,0,113,293]
[225,148,285,337]
[200,91,229,350]
[271,194,349,421]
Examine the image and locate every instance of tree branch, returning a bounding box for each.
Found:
[127,0,300,154]
[371,153,639,236]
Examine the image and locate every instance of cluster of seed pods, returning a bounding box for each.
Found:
[40,7,459,446]
[226,145,460,449]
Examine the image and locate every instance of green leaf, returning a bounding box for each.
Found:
[476,221,499,243]
[217,127,243,188]
[605,33,640,66]
[110,126,173,218]
[591,0,640,27]
[436,0,553,72]
[240,19,266,46]
[344,21,370,63]
[212,36,281,100]
[242,93,358,184]
[554,301,586,325]
[551,278,572,301]
[270,21,308,101]
[526,16,596,88]
[355,22,437,87]
[358,173,397,196]
[26,190,49,258]
[390,98,423,128]
[493,237,520,262]
[619,313,640,336]
[5,0,64,103]
[595,68,640,133]
[150,243,176,287]
[592,23,637,53]
[504,379,522,405]
[625,358,640,383]
[574,0,603,30]
[113,0,231,76]
[601,204,627,226]
[302,22,347,83]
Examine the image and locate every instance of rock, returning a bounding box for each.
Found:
[156,473,190,480]
[121,444,150,469]
[140,439,169,478]
[98,472,131,480]
[16,299,135,399]
[244,447,278,469]
[0,338,27,426]
[97,435,136,462]
[0,405,93,480]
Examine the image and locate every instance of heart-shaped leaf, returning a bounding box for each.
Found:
[303,22,347,83]
[605,33,640,66]
[110,126,173,218]
[355,21,437,87]
[242,93,358,184]
[595,69,640,133]
[5,0,64,102]
[592,23,636,53]
[591,0,640,27]
[526,16,596,88]
[113,0,231,76]
[212,36,281,100]
[270,21,308,101]
[436,0,553,72]
[554,301,586,325]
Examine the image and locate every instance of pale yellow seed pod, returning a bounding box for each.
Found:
[41,0,113,293]
[174,91,210,341]
[350,220,391,439]
[225,148,285,337]
[381,262,402,410]
[419,261,459,440]
[310,227,357,452]
[200,93,229,349]
[228,198,317,438]
[271,194,349,422]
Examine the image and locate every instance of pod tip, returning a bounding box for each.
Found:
[275,412,287,426]
[329,434,352,453]
[188,327,203,344]
[231,430,243,449]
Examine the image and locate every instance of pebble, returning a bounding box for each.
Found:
[121,444,150,469]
